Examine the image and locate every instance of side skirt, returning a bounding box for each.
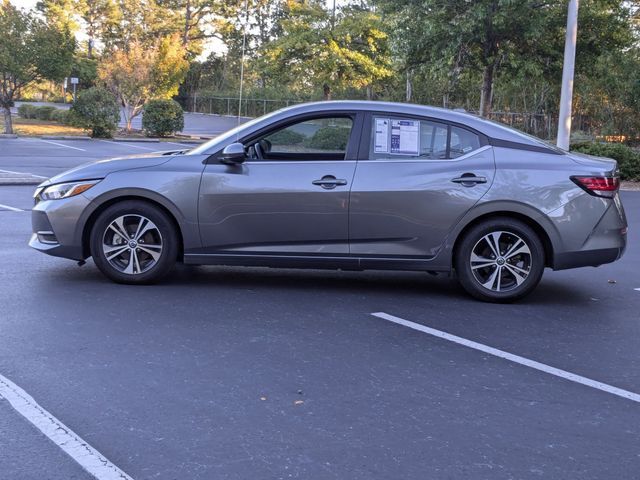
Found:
[183,253,450,273]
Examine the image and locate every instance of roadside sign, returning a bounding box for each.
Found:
[63,77,68,89]
[70,77,79,85]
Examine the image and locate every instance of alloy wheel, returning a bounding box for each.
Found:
[470,230,532,293]
[102,214,163,275]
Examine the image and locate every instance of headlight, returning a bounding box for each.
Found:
[36,180,101,202]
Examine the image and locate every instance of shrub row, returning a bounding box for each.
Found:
[17,104,71,124]
[18,96,186,138]
[571,142,640,181]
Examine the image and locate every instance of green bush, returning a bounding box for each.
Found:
[49,109,70,124]
[35,106,57,120]
[571,142,640,181]
[142,99,184,137]
[17,104,37,119]
[69,87,120,138]
[308,126,351,151]
[268,129,305,146]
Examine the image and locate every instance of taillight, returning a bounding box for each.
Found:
[571,176,619,198]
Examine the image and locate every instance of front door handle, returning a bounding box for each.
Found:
[312,175,348,189]
[451,174,487,186]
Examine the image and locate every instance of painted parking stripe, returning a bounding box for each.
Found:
[0,168,47,178]
[98,140,156,151]
[0,373,133,480]
[635,288,640,292]
[371,312,640,404]
[164,141,194,147]
[40,139,86,151]
[0,203,24,212]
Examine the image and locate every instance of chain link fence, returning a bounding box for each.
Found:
[177,95,309,118]
[179,95,576,140]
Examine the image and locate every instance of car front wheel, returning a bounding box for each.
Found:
[90,201,178,284]
[454,218,545,302]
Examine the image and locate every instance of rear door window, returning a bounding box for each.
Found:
[370,117,481,160]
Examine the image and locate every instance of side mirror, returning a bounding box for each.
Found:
[220,142,246,164]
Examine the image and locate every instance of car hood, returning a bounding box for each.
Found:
[38,152,173,187]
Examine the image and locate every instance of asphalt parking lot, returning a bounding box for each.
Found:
[1,137,640,479]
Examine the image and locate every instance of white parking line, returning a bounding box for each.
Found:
[164,141,194,147]
[98,140,156,151]
[0,375,132,480]
[0,203,24,212]
[0,373,133,480]
[635,288,640,292]
[371,312,640,404]
[40,139,86,151]
[0,168,46,178]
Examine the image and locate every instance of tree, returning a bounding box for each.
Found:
[98,35,188,131]
[36,0,80,32]
[374,0,635,118]
[0,2,75,134]
[77,0,118,58]
[258,0,392,100]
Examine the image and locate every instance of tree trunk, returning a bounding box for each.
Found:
[323,83,331,101]
[366,85,373,100]
[2,106,13,134]
[183,0,191,48]
[479,63,495,118]
[406,70,412,102]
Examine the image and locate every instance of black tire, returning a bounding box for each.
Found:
[454,217,545,303]
[90,200,178,284]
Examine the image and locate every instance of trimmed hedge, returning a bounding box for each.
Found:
[35,106,56,120]
[571,142,640,181]
[269,129,305,146]
[142,99,184,137]
[308,126,351,151]
[50,109,71,124]
[69,87,120,138]
[17,104,37,119]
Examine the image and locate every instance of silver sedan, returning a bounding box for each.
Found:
[30,101,627,302]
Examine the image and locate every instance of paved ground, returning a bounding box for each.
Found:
[1,138,639,479]
[13,101,251,137]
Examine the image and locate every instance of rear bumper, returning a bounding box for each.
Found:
[549,191,627,270]
[553,245,625,270]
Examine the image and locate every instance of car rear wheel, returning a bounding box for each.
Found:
[90,201,178,284]
[454,218,545,302]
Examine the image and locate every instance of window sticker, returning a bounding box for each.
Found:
[390,120,419,155]
[374,118,389,153]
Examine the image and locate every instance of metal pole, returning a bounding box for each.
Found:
[557,0,579,151]
[237,0,249,125]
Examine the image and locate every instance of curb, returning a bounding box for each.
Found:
[0,134,18,139]
[41,135,91,140]
[0,175,43,185]
[0,171,45,186]
[111,137,160,143]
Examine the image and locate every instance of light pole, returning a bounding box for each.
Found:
[556,0,579,151]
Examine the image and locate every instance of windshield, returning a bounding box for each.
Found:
[186,109,286,155]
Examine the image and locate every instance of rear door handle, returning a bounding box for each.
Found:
[451,174,487,186]
[312,175,348,189]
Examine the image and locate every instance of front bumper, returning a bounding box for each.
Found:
[29,195,91,261]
